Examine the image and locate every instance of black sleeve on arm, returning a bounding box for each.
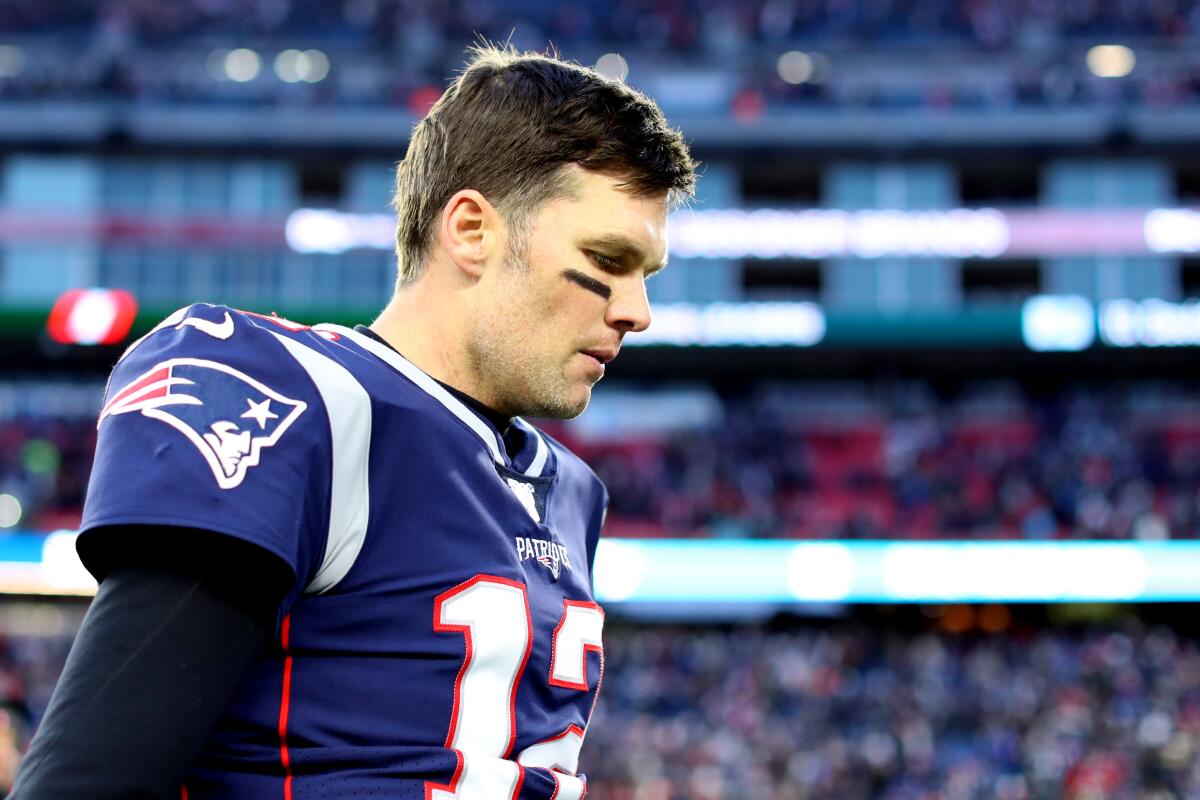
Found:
[10,525,294,800]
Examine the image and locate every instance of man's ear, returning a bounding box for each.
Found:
[437,189,499,278]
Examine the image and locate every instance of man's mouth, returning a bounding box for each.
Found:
[580,348,617,365]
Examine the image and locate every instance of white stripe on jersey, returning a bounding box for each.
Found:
[272,333,372,594]
[512,418,549,477]
[317,324,507,466]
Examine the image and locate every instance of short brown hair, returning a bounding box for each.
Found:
[392,44,697,286]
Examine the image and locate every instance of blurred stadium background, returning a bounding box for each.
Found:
[3,1,1200,797]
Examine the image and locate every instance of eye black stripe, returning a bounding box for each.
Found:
[561,269,612,300]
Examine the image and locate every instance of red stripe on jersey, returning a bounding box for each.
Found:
[102,366,170,416]
[238,309,340,340]
[277,614,295,800]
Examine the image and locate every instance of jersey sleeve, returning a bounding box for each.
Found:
[80,304,332,600]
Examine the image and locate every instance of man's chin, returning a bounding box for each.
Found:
[523,386,591,420]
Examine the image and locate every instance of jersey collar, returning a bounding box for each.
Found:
[318,324,552,477]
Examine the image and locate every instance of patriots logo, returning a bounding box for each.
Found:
[537,553,561,580]
[99,358,307,489]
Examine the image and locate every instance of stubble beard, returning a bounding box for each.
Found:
[466,251,591,420]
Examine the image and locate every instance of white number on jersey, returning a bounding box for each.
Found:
[427,576,603,800]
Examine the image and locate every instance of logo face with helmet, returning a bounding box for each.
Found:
[100,358,307,490]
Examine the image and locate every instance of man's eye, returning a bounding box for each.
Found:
[588,252,621,271]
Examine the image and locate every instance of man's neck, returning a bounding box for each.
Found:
[370,282,493,399]
[353,325,512,434]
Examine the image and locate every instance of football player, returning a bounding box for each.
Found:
[11,44,696,799]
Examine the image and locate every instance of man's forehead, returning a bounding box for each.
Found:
[545,167,670,267]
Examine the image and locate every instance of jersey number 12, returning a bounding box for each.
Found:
[428,575,604,800]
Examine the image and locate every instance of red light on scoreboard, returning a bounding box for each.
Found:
[46,289,138,345]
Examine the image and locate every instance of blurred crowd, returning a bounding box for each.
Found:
[0,415,95,535]
[587,618,1200,799]
[0,0,1199,111]
[563,381,1200,541]
[0,606,1196,799]
[0,607,78,796]
[6,380,1200,541]
[4,0,1200,50]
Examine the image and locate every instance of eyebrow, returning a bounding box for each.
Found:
[579,233,668,276]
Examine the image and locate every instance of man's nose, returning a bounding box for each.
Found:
[606,276,652,334]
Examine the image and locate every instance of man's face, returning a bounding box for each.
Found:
[468,168,669,419]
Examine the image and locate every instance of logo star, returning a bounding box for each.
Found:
[241,397,278,429]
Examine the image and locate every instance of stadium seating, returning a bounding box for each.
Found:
[1,0,1198,111]
[586,619,1200,798]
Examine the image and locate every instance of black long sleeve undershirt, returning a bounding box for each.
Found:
[9,526,292,799]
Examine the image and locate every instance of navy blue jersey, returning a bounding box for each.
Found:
[81,303,609,799]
